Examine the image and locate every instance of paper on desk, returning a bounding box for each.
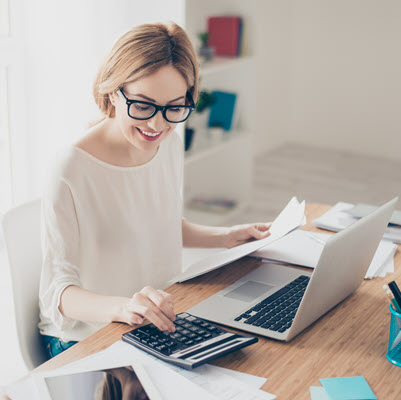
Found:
[176,365,276,400]
[378,254,394,277]
[54,340,274,399]
[172,197,306,283]
[5,376,40,400]
[310,386,330,400]
[250,229,397,279]
[313,202,401,243]
[36,347,216,400]
[108,341,276,399]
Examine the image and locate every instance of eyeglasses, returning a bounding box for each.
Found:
[117,89,195,123]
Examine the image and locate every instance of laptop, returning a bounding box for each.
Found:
[187,198,398,341]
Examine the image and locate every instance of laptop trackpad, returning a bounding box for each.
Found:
[224,281,275,302]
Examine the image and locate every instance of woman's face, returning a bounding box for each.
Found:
[110,65,188,155]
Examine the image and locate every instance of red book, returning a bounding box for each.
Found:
[207,16,242,56]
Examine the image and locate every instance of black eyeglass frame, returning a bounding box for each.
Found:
[117,89,195,123]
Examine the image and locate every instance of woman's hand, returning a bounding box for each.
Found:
[224,222,271,249]
[119,286,176,332]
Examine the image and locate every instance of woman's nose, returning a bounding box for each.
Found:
[147,110,166,131]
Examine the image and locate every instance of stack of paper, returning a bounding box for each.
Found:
[312,202,401,244]
[175,197,306,283]
[250,229,397,279]
[310,376,376,400]
[6,341,276,400]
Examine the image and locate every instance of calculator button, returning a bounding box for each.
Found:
[170,333,182,339]
[181,329,191,335]
[184,340,194,346]
[207,326,218,332]
[185,316,197,322]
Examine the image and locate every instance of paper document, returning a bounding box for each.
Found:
[5,376,40,400]
[313,202,401,243]
[172,197,306,283]
[251,229,397,279]
[50,340,275,399]
[310,386,330,400]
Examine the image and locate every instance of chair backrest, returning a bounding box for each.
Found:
[1,199,47,370]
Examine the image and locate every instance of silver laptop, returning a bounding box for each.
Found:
[188,198,398,341]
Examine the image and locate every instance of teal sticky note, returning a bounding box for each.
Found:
[320,376,377,400]
[310,386,330,400]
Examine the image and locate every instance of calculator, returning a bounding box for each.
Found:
[122,312,258,369]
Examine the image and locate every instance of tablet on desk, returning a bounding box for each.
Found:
[32,365,156,400]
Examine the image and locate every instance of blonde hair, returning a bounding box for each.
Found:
[92,22,199,125]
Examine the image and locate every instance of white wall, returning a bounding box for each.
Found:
[257,0,401,160]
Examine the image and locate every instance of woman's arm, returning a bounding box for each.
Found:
[59,285,176,332]
[182,219,271,249]
[181,219,229,248]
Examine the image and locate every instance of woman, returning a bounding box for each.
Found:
[38,22,270,359]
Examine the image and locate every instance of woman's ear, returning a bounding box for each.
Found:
[109,92,117,107]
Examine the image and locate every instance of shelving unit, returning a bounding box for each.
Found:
[182,7,255,226]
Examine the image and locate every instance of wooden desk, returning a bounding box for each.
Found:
[34,204,401,399]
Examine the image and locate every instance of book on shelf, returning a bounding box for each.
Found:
[208,90,237,131]
[207,16,242,56]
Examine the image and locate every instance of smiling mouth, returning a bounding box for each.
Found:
[136,127,165,141]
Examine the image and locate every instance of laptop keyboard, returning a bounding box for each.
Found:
[234,275,310,333]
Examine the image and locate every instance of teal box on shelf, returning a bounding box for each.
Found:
[387,304,401,367]
[208,91,237,131]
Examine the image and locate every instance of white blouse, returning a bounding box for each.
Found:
[38,132,184,342]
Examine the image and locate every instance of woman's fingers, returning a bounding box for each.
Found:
[254,222,272,232]
[127,288,176,332]
[141,286,176,321]
[248,224,271,240]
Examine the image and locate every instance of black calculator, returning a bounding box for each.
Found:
[122,312,258,369]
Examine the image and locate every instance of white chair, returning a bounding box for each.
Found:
[1,199,48,370]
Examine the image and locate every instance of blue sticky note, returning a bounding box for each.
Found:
[320,376,377,400]
[310,386,330,400]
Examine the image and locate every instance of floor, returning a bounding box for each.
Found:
[1,143,400,388]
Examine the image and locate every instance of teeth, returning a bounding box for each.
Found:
[139,129,162,137]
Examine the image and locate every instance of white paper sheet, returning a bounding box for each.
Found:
[312,202,401,243]
[176,365,275,400]
[5,376,40,400]
[251,229,397,279]
[138,359,218,400]
[172,197,306,283]
[251,230,327,268]
[377,254,395,277]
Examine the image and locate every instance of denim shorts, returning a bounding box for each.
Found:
[41,335,78,359]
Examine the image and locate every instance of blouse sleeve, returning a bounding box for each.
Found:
[39,176,82,332]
